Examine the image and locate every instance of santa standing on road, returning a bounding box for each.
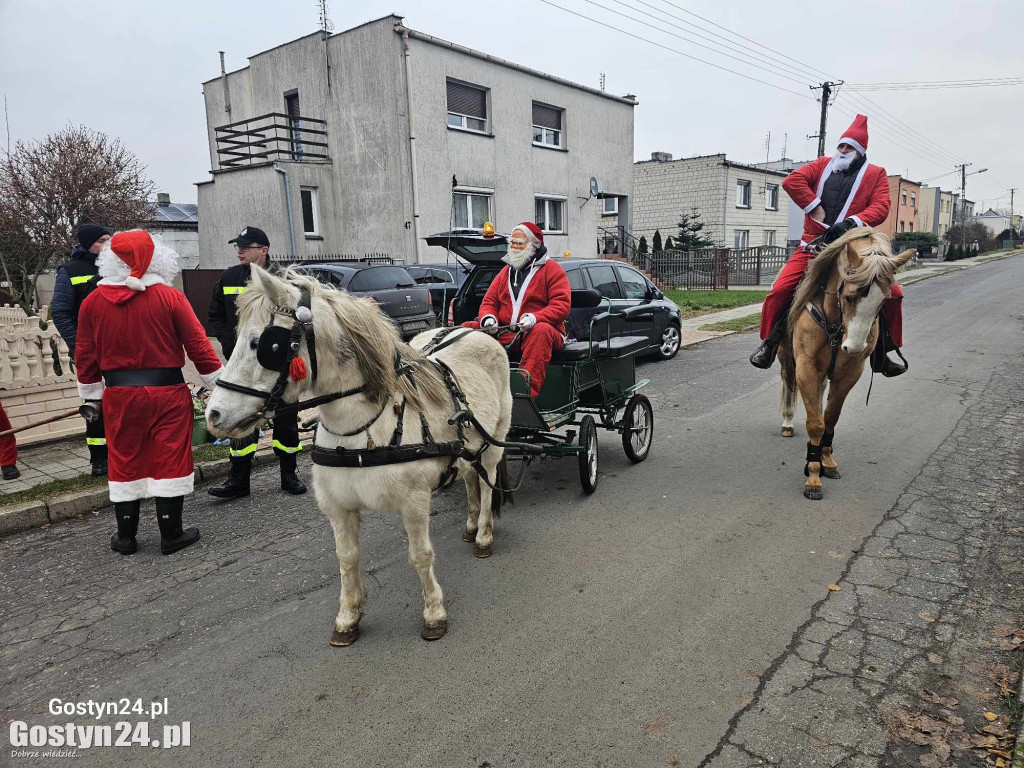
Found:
[76,230,222,556]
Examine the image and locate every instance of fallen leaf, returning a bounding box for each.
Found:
[1013,527,1024,533]
[996,758,1007,768]
[827,584,842,591]
[921,689,958,708]
[607,741,615,747]
[668,757,680,767]
[828,550,844,559]
[927,653,944,665]
[642,718,669,737]
[992,626,1022,638]
[983,712,999,722]
[918,611,938,623]
[808,734,829,747]
[969,734,1000,749]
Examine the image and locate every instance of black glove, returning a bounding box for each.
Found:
[79,400,102,424]
[823,218,857,244]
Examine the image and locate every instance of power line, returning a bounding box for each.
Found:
[846,76,1024,91]
[536,0,816,100]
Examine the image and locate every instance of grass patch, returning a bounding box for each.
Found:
[193,443,230,463]
[1,473,106,508]
[665,289,768,318]
[698,312,762,332]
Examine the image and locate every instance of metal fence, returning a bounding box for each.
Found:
[728,246,789,285]
[634,248,731,290]
[270,253,400,266]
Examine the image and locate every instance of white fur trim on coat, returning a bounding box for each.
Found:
[108,473,195,502]
[200,367,222,389]
[849,215,864,227]
[802,197,822,214]
[78,380,105,400]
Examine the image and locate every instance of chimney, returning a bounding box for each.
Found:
[156,192,171,206]
[651,151,673,163]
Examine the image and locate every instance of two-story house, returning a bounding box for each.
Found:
[196,14,636,267]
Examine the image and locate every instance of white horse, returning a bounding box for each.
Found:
[205,267,512,645]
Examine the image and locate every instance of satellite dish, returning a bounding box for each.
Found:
[590,177,599,197]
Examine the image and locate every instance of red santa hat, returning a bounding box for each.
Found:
[838,115,869,156]
[513,221,544,247]
[110,230,155,291]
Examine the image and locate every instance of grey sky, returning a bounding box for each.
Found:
[2,0,1020,211]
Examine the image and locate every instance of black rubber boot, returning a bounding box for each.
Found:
[156,496,200,555]
[110,500,140,555]
[91,459,108,477]
[750,317,786,369]
[870,316,908,378]
[2,465,20,480]
[279,453,307,495]
[207,455,252,499]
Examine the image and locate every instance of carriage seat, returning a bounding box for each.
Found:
[552,335,649,362]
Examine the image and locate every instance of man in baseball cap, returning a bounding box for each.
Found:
[208,225,306,499]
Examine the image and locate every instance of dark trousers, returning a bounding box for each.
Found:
[228,410,301,462]
[85,410,107,465]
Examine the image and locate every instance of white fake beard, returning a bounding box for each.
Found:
[832,150,859,172]
[504,242,537,270]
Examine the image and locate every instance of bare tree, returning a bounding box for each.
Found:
[0,126,155,310]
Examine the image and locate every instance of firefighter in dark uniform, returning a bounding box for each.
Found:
[206,226,306,499]
[52,224,112,476]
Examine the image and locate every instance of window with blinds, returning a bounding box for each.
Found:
[447,80,488,133]
[532,102,564,148]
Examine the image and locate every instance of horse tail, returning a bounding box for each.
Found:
[492,454,512,518]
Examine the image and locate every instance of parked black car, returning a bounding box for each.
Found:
[424,231,682,360]
[405,262,471,321]
[298,263,436,340]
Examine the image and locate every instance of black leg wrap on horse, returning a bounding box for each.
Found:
[820,429,834,449]
[804,442,823,477]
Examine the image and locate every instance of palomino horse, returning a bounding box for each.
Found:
[205,267,512,645]
[777,228,913,500]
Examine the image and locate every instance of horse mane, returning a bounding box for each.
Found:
[788,228,896,330]
[237,267,450,409]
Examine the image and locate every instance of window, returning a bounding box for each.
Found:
[734,230,749,249]
[899,221,905,233]
[602,197,618,216]
[585,266,622,299]
[763,230,776,246]
[909,221,914,232]
[736,180,751,208]
[567,268,585,291]
[348,267,416,292]
[453,190,492,230]
[532,102,564,148]
[765,184,779,210]
[285,90,302,158]
[901,190,908,205]
[300,187,319,236]
[618,267,648,300]
[446,79,488,133]
[535,196,566,234]
[910,192,916,206]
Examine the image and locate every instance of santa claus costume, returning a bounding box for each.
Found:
[464,222,570,398]
[76,230,222,555]
[752,115,907,376]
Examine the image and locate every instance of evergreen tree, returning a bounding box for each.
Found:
[638,235,648,254]
[676,206,716,251]
[652,230,662,252]
[664,236,675,250]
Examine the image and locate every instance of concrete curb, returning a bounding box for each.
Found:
[0,442,307,539]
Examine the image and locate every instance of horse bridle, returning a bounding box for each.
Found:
[215,288,366,417]
[806,277,875,380]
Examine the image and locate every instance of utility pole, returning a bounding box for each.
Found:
[809,81,843,158]
[1010,188,1018,235]
[956,163,970,254]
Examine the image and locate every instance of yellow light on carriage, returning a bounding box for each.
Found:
[482,222,495,237]
[563,250,571,258]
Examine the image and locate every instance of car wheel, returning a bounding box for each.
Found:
[657,323,681,360]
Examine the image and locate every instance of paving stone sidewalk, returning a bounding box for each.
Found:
[702,355,1024,767]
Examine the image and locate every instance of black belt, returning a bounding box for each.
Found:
[103,368,185,387]
[311,441,465,469]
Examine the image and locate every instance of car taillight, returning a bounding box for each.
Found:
[447,299,455,326]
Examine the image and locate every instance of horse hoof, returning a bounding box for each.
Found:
[330,626,360,647]
[781,427,795,437]
[803,486,823,501]
[473,543,492,558]
[462,529,477,543]
[822,466,841,479]
[421,619,448,641]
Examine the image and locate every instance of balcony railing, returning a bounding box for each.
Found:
[214,113,328,168]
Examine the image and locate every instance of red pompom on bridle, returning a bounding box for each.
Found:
[289,356,308,382]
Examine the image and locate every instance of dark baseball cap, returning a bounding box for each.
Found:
[228,226,270,247]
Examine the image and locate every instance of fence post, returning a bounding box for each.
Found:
[715,248,730,290]
[755,247,762,284]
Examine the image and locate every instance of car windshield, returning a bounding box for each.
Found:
[348,267,416,292]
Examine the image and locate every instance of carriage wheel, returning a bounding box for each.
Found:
[621,394,654,463]
[578,415,599,494]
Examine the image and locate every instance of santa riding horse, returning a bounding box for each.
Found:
[465,221,571,398]
[750,114,907,377]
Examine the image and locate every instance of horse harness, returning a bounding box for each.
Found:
[215,302,515,492]
[804,279,872,380]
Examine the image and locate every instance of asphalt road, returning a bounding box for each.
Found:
[3,255,1023,767]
